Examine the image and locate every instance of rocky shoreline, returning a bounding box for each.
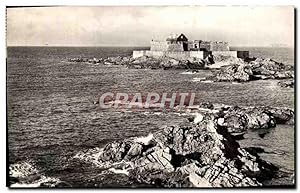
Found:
[67,54,294,83]
[207,57,294,82]
[68,55,211,70]
[72,104,294,188]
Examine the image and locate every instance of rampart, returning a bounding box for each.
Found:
[133,50,249,60]
[150,41,184,52]
[210,42,230,51]
[133,50,207,60]
[212,51,249,58]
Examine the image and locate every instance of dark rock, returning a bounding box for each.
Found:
[278,80,294,88]
[250,58,283,74]
[126,56,209,70]
[199,102,214,110]
[75,110,280,187]
[250,58,294,79]
[209,64,253,82]
[267,107,294,125]
[222,106,294,134]
[206,57,294,82]
[99,141,132,162]
[223,106,276,133]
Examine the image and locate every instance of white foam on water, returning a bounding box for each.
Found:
[143,111,164,116]
[217,118,225,126]
[213,103,231,109]
[108,168,130,176]
[74,147,135,173]
[74,147,134,176]
[143,112,150,115]
[211,109,220,113]
[10,176,61,188]
[192,77,205,82]
[197,107,212,112]
[193,113,204,124]
[134,133,153,145]
[192,78,213,83]
[173,112,189,116]
[9,162,38,178]
[9,162,61,188]
[201,80,213,83]
[180,71,197,75]
[74,147,105,167]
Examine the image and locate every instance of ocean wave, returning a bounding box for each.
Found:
[134,133,153,145]
[74,148,134,176]
[9,161,38,178]
[74,147,104,167]
[180,71,198,75]
[191,77,205,82]
[10,176,61,188]
[143,111,164,116]
[191,77,213,83]
[9,161,61,188]
[201,80,213,83]
[73,134,155,175]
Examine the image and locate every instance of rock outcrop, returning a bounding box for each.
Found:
[218,106,294,134]
[74,108,285,187]
[68,55,293,82]
[250,58,293,78]
[68,55,210,70]
[67,53,294,80]
[126,56,208,70]
[206,57,293,82]
[209,63,253,82]
[278,80,294,88]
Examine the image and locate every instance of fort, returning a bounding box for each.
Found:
[133,33,249,60]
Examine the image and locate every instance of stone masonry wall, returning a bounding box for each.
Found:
[210,42,229,51]
[133,50,206,59]
[133,50,249,59]
[150,41,183,52]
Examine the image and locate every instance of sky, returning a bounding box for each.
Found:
[6,6,294,47]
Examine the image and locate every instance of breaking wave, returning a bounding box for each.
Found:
[9,161,62,188]
[73,133,155,175]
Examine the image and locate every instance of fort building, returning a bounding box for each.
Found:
[133,33,249,60]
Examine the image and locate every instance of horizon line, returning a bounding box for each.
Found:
[6,45,294,48]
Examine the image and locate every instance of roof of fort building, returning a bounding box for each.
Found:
[166,33,188,42]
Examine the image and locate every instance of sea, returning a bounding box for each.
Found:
[7,46,294,187]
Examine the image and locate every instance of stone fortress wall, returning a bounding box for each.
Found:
[150,40,184,52]
[133,33,249,60]
[210,41,230,51]
[133,50,207,60]
[132,50,248,60]
[188,40,229,51]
